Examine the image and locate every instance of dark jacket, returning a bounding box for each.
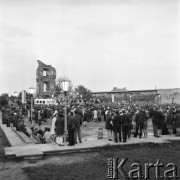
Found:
[18,121,27,132]
[152,110,163,125]
[83,112,89,122]
[113,114,122,132]
[135,112,146,127]
[167,113,174,126]
[68,116,76,130]
[74,114,82,128]
[47,109,52,119]
[174,113,180,128]
[9,110,14,123]
[105,114,113,130]
[121,114,130,127]
[55,116,64,136]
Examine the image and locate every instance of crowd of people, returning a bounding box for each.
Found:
[1,101,180,146]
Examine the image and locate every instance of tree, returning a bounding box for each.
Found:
[75,85,92,101]
[0,93,9,108]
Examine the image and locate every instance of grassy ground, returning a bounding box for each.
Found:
[23,141,180,180]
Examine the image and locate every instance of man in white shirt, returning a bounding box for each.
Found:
[43,127,53,143]
[93,109,98,122]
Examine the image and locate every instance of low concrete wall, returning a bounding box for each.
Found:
[0,125,11,148]
[0,112,10,146]
[0,111,27,146]
[158,88,180,104]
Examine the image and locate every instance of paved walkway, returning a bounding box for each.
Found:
[1,112,180,159]
[3,134,180,158]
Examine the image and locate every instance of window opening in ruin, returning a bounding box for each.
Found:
[43,83,47,92]
[43,70,47,77]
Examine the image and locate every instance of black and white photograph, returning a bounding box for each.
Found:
[0,0,179,179]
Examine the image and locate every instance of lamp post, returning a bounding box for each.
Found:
[159,95,161,105]
[172,97,174,104]
[61,80,70,143]
[29,87,35,125]
[14,91,18,97]
[80,94,83,104]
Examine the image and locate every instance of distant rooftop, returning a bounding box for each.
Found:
[112,87,127,92]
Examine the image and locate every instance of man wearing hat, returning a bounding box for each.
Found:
[113,110,122,142]
[74,109,82,143]
[121,110,130,142]
[67,112,76,146]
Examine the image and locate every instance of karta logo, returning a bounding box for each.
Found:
[107,158,179,179]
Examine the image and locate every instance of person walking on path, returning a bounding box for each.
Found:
[74,110,82,143]
[55,112,65,146]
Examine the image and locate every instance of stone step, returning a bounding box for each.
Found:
[15,149,43,158]
[11,126,35,144]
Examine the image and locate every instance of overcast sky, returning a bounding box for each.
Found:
[0,0,179,95]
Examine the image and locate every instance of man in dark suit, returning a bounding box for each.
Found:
[151,107,164,137]
[121,110,130,142]
[134,109,146,138]
[74,110,82,143]
[174,110,180,136]
[68,112,76,146]
[113,110,122,142]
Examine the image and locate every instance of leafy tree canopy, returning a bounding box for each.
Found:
[75,85,92,101]
[0,93,9,108]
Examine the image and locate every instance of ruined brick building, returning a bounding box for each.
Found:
[36,60,56,98]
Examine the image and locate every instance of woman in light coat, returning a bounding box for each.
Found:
[55,112,65,146]
[51,113,58,143]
